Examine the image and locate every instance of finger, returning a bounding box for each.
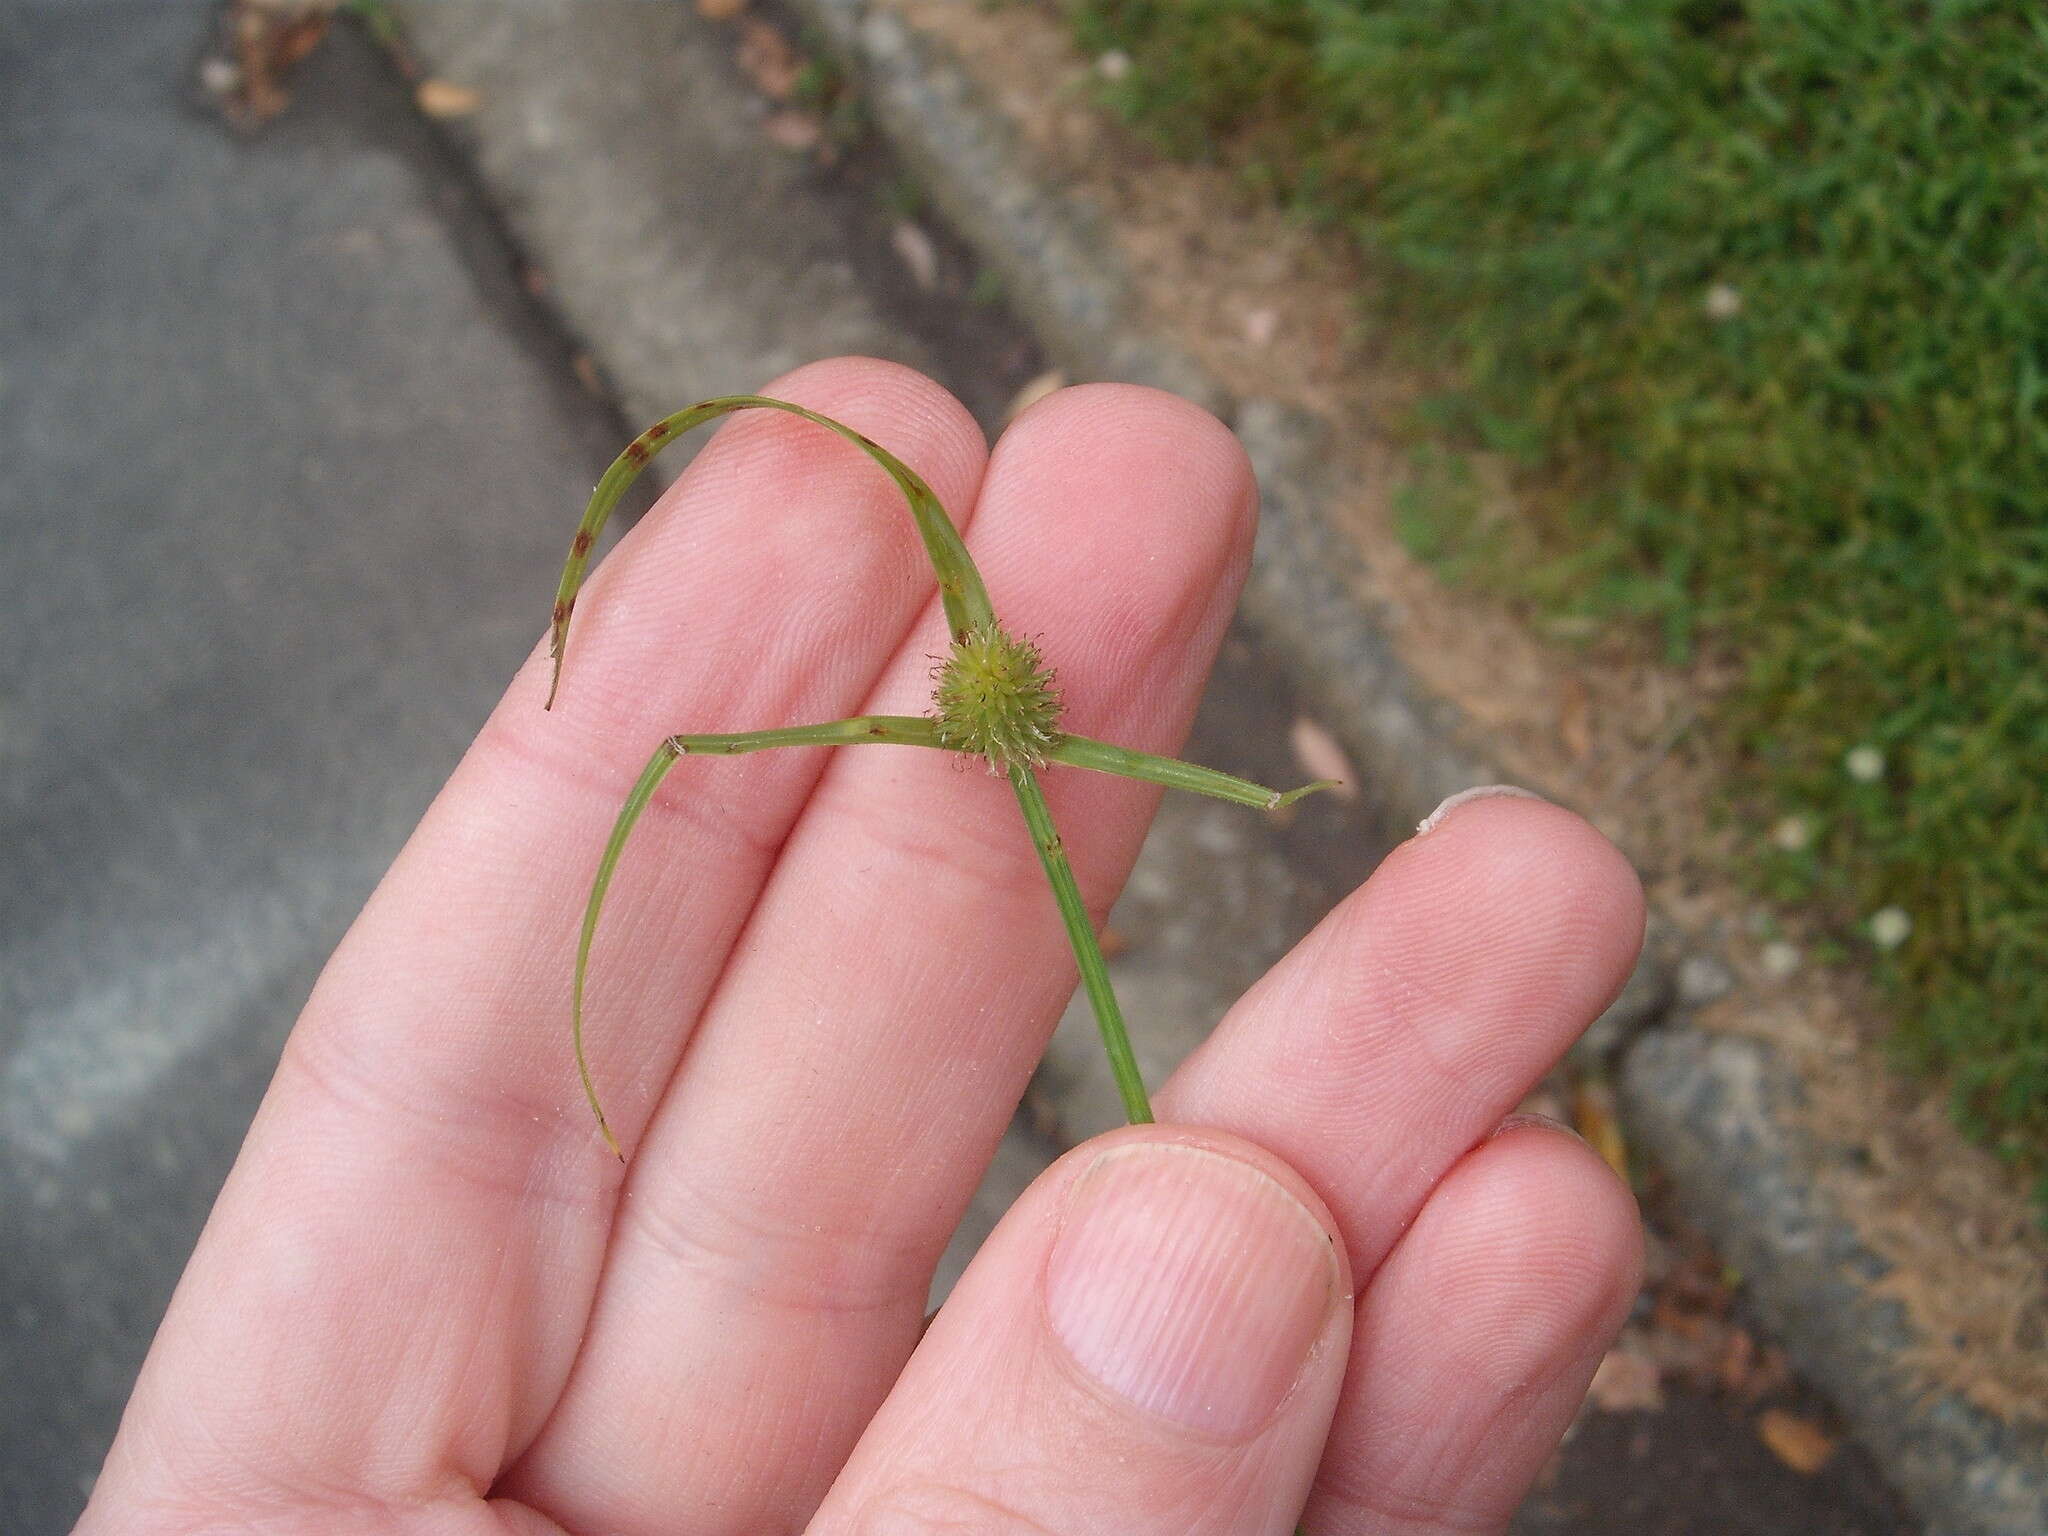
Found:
[1156,792,1646,1529]
[1161,791,1645,1278]
[1305,1123,1641,1536]
[810,1128,1353,1536]
[82,360,990,1526]
[509,386,1258,1534]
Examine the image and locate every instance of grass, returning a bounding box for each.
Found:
[1066,0,2048,1176]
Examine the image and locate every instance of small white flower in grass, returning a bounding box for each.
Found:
[1704,283,1743,320]
[1869,907,1913,950]
[1095,49,1131,81]
[1844,745,1885,783]
[1760,941,1802,981]
[1771,815,1811,852]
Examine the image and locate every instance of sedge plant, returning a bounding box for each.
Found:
[548,395,1336,1159]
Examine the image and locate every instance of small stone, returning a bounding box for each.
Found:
[1844,744,1885,783]
[198,56,241,96]
[1770,815,1810,852]
[1094,49,1131,81]
[1242,306,1279,347]
[1869,907,1912,950]
[1676,953,1735,1006]
[1759,941,1801,981]
[1704,283,1743,320]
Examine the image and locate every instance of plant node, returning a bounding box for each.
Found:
[932,622,1063,771]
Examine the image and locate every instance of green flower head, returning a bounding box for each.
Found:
[931,622,1063,771]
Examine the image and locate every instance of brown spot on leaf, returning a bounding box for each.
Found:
[624,441,649,464]
[571,531,594,557]
[552,600,570,624]
[646,420,670,439]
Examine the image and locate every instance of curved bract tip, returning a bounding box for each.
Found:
[1270,778,1343,810]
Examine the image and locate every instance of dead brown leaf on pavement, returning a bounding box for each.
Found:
[1587,1340,1664,1413]
[891,222,939,291]
[1558,673,1593,762]
[1003,370,1066,423]
[761,111,823,152]
[736,19,801,102]
[1757,1407,1839,1474]
[214,0,335,128]
[415,79,481,119]
[1288,716,1359,802]
[1571,1077,1630,1182]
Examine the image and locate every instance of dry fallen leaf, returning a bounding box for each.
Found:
[1587,1343,1664,1413]
[1716,1324,1756,1395]
[221,0,333,125]
[1573,1078,1630,1182]
[736,19,800,101]
[1757,1408,1838,1474]
[1004,369,1066,422]
[1558,674,1593,762]
[891,221,939,291]
[761,111,823,152]
[415,79,481,118]
[1289,716,1359,802]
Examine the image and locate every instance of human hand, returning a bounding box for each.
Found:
[79,358,1645,1536]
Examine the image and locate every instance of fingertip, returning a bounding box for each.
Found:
[991,382,1259,605]
[813,1124,1351,1535]
[1428,1122,1645,1340]
[1310,1124,1642,1534]
[1041,1131,1347,1441]
[1384,791,1647,1021]
[1051,1123,1355,1299]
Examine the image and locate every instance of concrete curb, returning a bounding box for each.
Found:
[791,4,2044,1534]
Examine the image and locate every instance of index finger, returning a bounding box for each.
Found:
[81,359,990,1525]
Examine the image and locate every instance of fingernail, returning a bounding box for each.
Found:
[1044,1143,1338,1439]
[1416,783,1545,835]
[1490,1110,1579,1142]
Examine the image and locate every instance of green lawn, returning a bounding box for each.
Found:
[1068,0,2048,1177]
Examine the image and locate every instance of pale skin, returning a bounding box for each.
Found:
[79,358,1646,1536]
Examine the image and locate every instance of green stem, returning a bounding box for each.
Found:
[1049,734,1338,810]
[573,715,950,1156]
[1006,763,1153,1125]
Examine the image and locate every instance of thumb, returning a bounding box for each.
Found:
[809,1128,1352,1535]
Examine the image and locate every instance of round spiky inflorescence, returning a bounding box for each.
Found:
[931,622,1063,771]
